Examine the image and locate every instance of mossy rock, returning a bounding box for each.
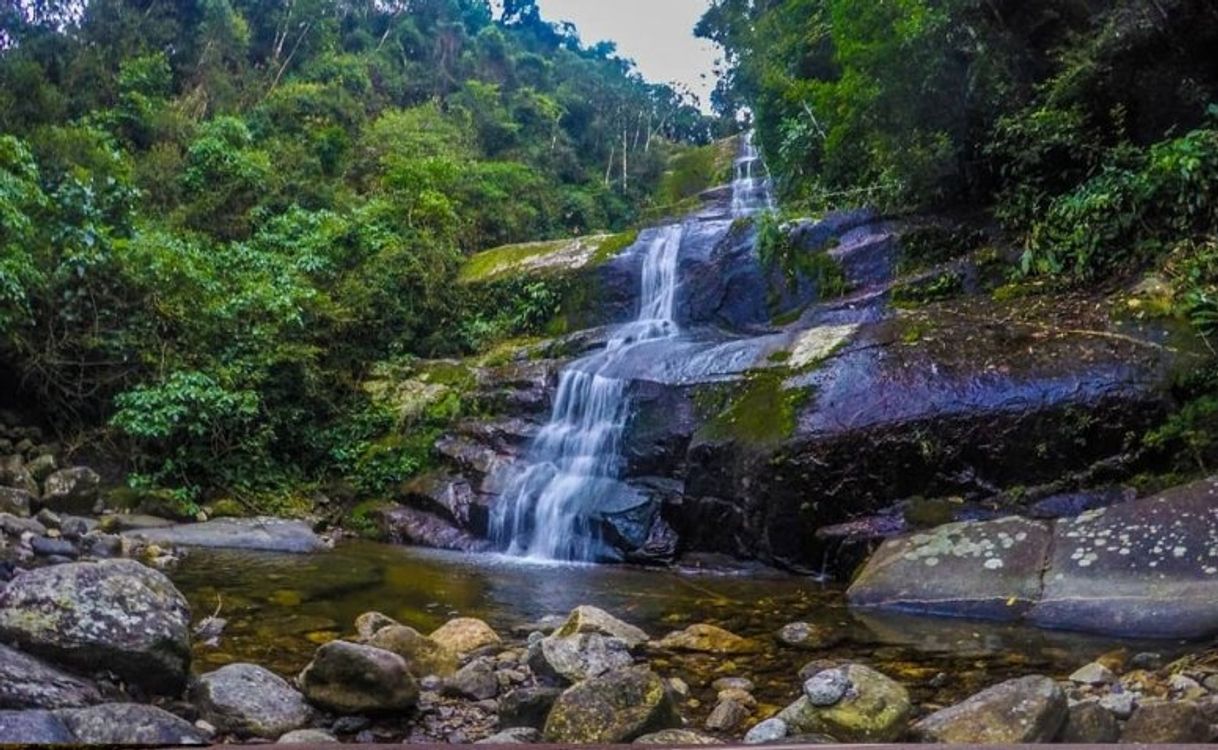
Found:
[777,664,911,742]
[543,666,680,744]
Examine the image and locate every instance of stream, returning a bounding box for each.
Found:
[170,540,1178,717]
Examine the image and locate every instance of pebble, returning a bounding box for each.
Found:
[705,699,750,732]
[744,718,788,745]
[1069,662,1115,685]
[1099,691,1136,719]
[803,668,850,707]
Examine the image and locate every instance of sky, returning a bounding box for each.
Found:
[534,0,721,111]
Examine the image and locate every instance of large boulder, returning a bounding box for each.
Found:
[40,467,100,513]
[0,559,191,693]
[531,632,633,684]
[122,517,324,553]
[847,516,1053,621]
[56,703,208,745]
[297,641,419,715]
[0,710,76,744]
[543,666,680,744]
[1030,477,1218,638]
[429,617,501,654]
[912,675,1066,743]
[366,625,459,678]
[190,663,312,738]
[552,606,648,648]
[0,644,101,710]
[777,664,911,742]
[1119,701,1213,743]
[498,687,563,730]
[375,505,492,552]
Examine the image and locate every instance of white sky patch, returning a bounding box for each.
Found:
[535,0,721,111]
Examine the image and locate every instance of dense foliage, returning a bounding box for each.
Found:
[0,0,713,505]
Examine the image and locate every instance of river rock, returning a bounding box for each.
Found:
[40,467,100,513]
[123,517,324,553]
[442,658,498,701]
[30,535,78,558]
[0,710,76,743]
[657,623,760,654]
[0,488,31,517]
[1099,691,1137,719]
[1070,662,1116,685]
[913,675,1066,743]
[543,666,680,744]
[430,617,501,653]
[803,668,850,706]
[190,663,312,738]
[0,643,101,710]
[278,728,339,744]
[1031,477,1218,638]
[1059,701,1121,743]
[637,728,723,744]
[705,698,750,731]
[56,703,208,745]
[552,605,648,648]
[777,621,844,650]
[477,727,541,744]
[366,625,458,678]
[744,717,789,744]
[1120,701,1212,743]
[532,631,634,684]
[847,516,1052,620]
[297,641,419,715]
[354,611,399,640]
[777,663,910,742]
[0,559,191,693]
[499,687,563,730]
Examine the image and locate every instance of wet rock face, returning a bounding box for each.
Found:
[0,559,192,694]
[56,703,208,745]
[913,675,1066,743]
[190,663,312,739]
[0,644,101,710]
[297,641,419,715]
[848,516,1052,621]
[376,505,492,553]
[542,666,680,744]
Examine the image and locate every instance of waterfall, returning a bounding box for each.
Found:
[490,135,769,561]
[490,225,683,561]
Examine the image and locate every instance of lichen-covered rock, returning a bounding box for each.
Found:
[498,687,563,730]
[0,644,101,710]
[744,717,789,744]
[0,710,75,744]
[1119,701,1212,743]
[552,606,648,649]
[777,663,910,742]
[543,667,680,744]
[0,559,191,694]
[1059,702,1120,743]
[847,516,1052,621]
[1031,478,1218,638]
[636,728,724,744]
[430,618,501,654]
[657,623,760,654]
[40,467,100,513]
[190,663,312,738]
[297,641,419,715]
[532,632,634,684]
[366,625,458,678]
[913,675,1066,743]
[56,703,207,745]
[0,487,32,517]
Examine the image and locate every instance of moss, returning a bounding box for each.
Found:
[768,350,792,364]
[771,306,806,327]
[696,369,810,448]
[207,498,247,518]
[891,271,964,308]
[590,229,640,265]
[459,239,569,283]
[896,224,987,275]
[655,137,738,207]
[347,499,392,539]
[903,497,960,528]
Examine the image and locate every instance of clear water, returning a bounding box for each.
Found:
[490,136,775,561]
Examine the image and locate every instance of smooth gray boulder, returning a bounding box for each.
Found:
[1031,477,1218,638]
[0,710,75,744]
[913,675,1066,743]
[848,516,1052,620]
[0,644,101,710]
[123,517,324,553]
[191,663,312,738]
[56,703,208,745]
[297,641,418,715]
[0,559,191,693]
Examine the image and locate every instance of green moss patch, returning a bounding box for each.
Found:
[695,369,811,448]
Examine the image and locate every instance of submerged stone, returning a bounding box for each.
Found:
[657,623,760,654]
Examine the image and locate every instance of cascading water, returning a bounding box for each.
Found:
[491,135,771,561]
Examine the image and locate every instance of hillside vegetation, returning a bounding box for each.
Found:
[0,0,716,511]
